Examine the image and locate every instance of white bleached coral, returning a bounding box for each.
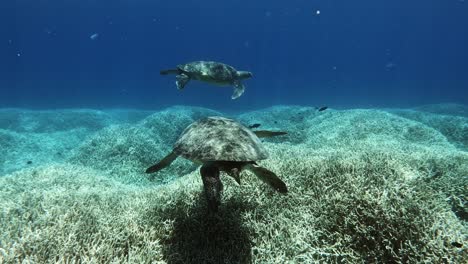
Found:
[0,105,466,263]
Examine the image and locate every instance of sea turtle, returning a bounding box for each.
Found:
[160,61,253,99]
[145,116,288,212]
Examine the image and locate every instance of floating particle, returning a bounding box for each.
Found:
[17,53,21,57]
[316,10,321,15]
[90,33,99,40]
[385,62,397,71]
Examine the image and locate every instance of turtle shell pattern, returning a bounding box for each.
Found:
[178,61,238,83]
[174,116,268,162]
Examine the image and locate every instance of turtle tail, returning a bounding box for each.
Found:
[145,151,178,174]
[160,69,180,75]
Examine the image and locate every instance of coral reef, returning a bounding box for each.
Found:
[390,109,468,150]
[0,105,466,263]
[412,103,468,117]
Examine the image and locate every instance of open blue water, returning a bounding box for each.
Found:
[2,0,468,110]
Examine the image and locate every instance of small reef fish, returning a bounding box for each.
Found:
[248,123,261,129]
[318,106,328,112]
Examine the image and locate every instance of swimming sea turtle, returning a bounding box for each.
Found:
[160,61,253,99]
[145,116,288,212]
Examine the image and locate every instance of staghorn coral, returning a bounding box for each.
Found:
[0,105,466,263]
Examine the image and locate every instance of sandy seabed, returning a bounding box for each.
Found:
[0,104,467,263]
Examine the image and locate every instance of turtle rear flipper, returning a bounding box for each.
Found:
[146,151,178,174]
[253,130,287,138]
[200,163,223,212]
[232,81,245,99]
[176,73,190,90]
[245,164,288,193]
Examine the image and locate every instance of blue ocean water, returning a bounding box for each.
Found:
[2,0,468,110]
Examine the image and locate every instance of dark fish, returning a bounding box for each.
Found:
[248,123,261,129]
[318,106,328,112]
[26,160,33,165]
[451,241,463,248]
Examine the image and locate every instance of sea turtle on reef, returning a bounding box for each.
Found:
[160,61,253,99]
[145,116,288,212]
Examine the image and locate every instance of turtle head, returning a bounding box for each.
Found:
[237,71,253,80]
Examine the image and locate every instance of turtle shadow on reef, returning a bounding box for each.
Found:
[160,193,253,264]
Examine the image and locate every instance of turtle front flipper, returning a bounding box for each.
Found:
[200,163,223,212]
[145,151,178,174]
[231,81,245,99]
[245,164,288,193]
[253,130,288,138]
[176,73,190,90]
